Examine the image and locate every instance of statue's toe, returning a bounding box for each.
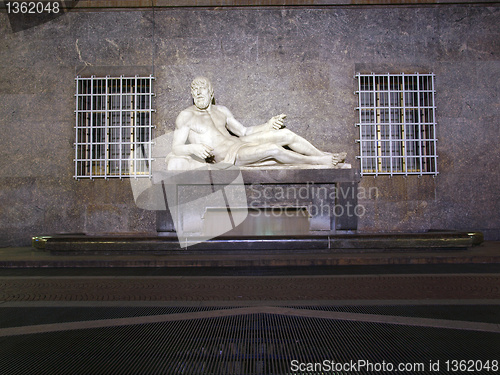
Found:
[331,152,346,165]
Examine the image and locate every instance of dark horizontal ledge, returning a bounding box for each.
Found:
[76,0,500,8]
[2,0,496,12]
[152,168,360,185]
[32,231,484,254]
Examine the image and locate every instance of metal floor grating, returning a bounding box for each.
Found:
[288,304,500,324]
[1,306,499,375]
[0,306,231,329]
[1,304,499,329]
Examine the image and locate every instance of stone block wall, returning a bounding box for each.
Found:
[0,3,498,246]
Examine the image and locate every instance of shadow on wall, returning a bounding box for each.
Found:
[6,1,80,33]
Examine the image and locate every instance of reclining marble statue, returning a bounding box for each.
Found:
[166,77,348,170]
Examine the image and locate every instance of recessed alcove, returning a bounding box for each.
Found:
[203,207,311,237]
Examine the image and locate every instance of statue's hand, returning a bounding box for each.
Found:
[190,143,213,159]
[267,114,286,130]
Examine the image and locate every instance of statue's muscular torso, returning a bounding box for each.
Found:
[179,105,241,162]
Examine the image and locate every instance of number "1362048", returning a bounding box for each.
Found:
[6,2,60,14]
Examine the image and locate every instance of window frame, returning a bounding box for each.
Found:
[74,75,155,180]
[355,72,438,177]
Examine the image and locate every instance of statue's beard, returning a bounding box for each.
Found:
[194,95,211,110]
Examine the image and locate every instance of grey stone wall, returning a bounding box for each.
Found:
[0,5,498,246]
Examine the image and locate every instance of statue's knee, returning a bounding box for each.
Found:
[279,128,295,143]
[267,143,283,157]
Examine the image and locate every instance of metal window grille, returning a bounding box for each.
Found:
[355,73,438,176]
[74,75,155,179]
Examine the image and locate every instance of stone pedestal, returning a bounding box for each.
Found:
[154,168,361,239]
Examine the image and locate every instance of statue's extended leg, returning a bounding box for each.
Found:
[236,143,344,166]
[241,129,326,157]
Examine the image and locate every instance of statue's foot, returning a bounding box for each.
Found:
[331,152,347,165]
[313,153,342,166]
[316,152,346,166]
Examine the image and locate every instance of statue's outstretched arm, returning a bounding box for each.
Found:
[220,105,286,137]
[244,114,286,135]
[217,106,247,137]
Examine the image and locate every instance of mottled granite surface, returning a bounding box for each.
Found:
[0,5,498,245]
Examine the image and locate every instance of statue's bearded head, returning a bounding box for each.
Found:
[191,77,214,110]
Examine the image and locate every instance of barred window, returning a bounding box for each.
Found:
[74,75,155,179]
[355,73,438,176]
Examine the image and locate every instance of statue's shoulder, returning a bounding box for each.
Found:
[178,106,197,116]
[175,106,197,127]
[213,105,232,117]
